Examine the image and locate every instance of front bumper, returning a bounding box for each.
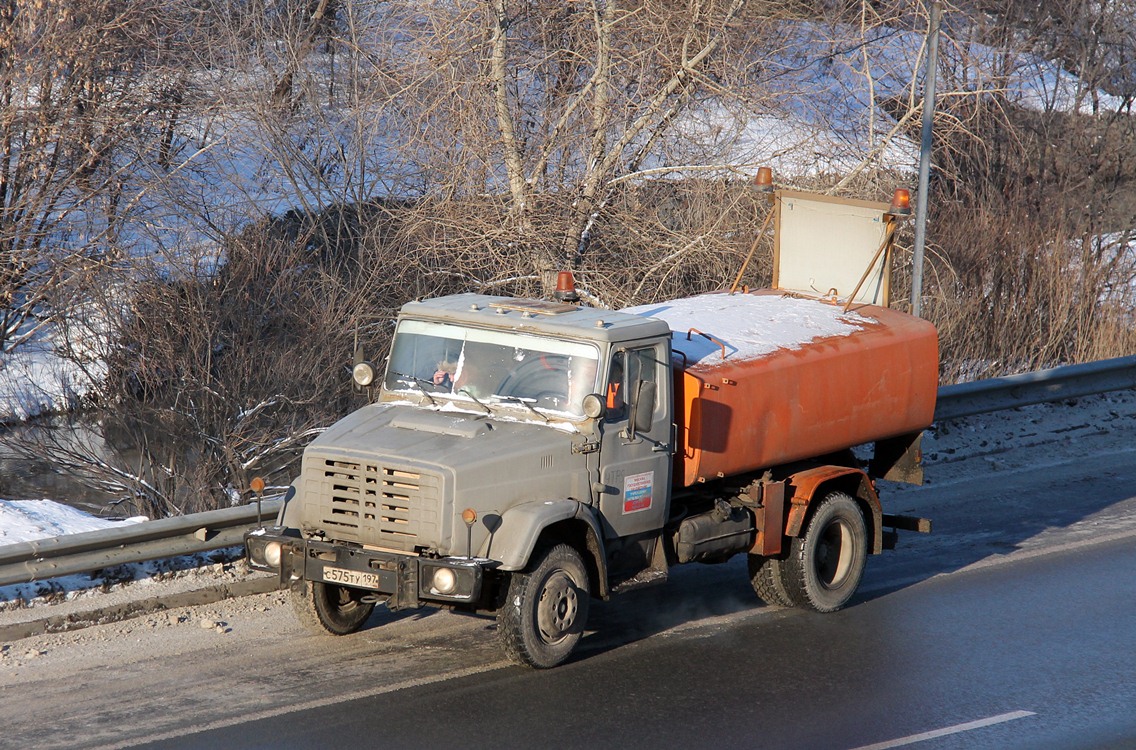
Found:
[245,527,488,610]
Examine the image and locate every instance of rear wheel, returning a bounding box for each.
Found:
[290,580,375,635]
[497,544,590,669]
[784,491,867,612]
[747,553,794,607]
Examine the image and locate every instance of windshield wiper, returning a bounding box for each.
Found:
[458,388,492,414]
[389,370,438,406]
[492,395,549,423]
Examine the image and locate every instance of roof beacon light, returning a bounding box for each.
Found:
[554,270,580,303]
[888,188,912,217]
[754,166,773,194]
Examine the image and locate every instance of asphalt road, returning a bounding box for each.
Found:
[143,537,1136,750]
[5,402,1136,750]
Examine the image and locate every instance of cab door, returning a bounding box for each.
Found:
[597,341,673,540]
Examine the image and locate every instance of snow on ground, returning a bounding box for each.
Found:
[0,347,89,423]
[0,546,247,610]
[0,296,111,423]
[0,499,143,544]
[887,389,1136,499]
[665,20,1132,180]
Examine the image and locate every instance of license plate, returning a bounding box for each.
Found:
[322,566,381,590]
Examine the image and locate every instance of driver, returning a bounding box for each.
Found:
[433,360,456,390]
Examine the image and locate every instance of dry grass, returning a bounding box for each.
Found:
[920,202,1136,383]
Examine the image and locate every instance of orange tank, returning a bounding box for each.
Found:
[641,291,939,487]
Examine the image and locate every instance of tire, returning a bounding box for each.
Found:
[783,491,867,613]
[747,553,794,607]
[290,580,376,635]
[497,544,591,669]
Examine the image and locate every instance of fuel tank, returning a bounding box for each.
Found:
[632,291,938,487]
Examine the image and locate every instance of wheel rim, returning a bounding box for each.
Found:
[814,519,855,590]
[536,570,579,644]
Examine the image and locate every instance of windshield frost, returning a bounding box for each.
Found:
[384,320,600,417]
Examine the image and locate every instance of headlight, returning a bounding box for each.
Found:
[432,567,457,595]
[264,541,282,568]
[352,361,377,387]
[582,393,605,419]
[420,561,482,601]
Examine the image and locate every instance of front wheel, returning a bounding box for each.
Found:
[290,580,376,635]
[784,491,867,612]
[497,544,591,669]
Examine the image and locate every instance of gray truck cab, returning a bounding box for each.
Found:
[247,292,673,667]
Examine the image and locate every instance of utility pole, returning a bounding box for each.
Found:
[912,0,942,318]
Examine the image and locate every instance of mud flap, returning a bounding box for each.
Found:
[871,432,925,486]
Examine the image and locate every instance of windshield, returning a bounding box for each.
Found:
[383,319,601,418]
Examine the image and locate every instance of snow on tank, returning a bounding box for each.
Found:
[626,290,938,486]
[623,292,869,367]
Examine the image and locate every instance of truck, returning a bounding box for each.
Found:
[245,182,939,667]
[246,278,938,668]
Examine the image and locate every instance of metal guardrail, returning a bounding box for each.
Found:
[0,499,281,587]
[934,354,1136,421]
[2,353,1135,589]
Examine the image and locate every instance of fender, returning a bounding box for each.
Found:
[784,466,885,554]
[482,498,607,577]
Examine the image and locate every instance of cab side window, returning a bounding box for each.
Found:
[606,347,660,423]
[605,352,626,421]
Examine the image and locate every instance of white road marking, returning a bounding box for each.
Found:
[848,710,1037,750]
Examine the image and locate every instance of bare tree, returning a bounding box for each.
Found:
[7,0,1136,515]
[0,0,194,353]
[359,0,785,295]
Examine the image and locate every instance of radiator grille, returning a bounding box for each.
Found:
[303,455,443,550]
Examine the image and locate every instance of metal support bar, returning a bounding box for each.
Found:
[843,219,896,312]
[912,0,942,318]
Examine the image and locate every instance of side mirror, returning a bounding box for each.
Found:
[628,380,656,438]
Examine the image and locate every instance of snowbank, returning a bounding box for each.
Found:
[0,345,94,424]
[0,498,144,545]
